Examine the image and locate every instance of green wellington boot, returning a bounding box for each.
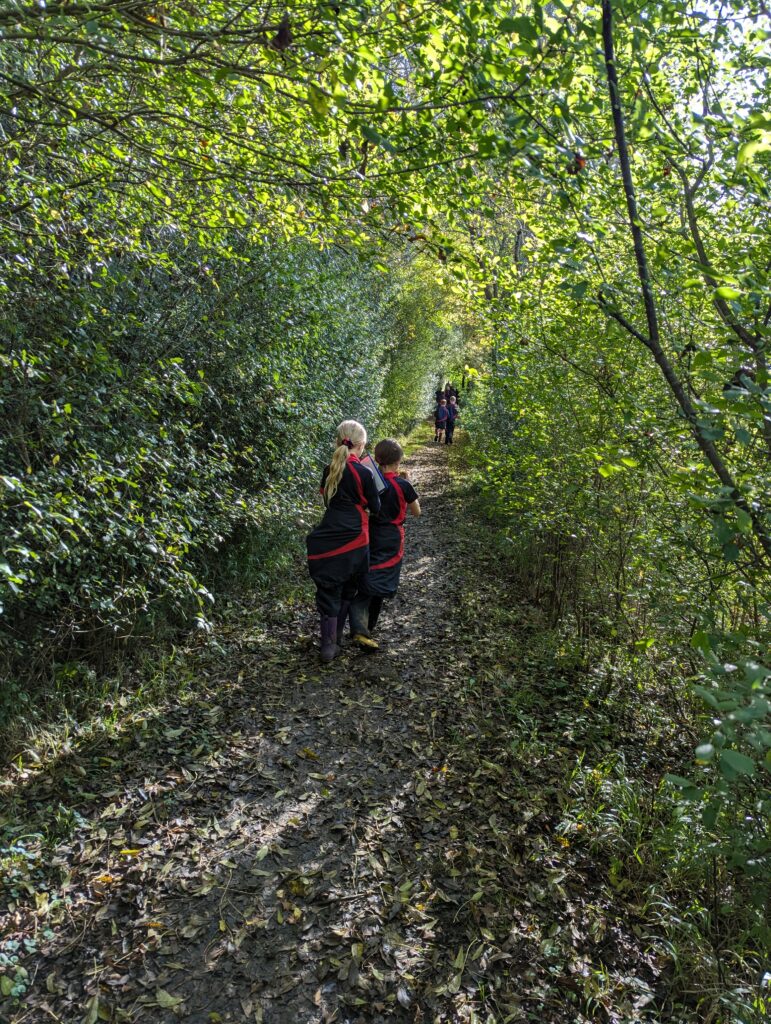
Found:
[349,598,378,651]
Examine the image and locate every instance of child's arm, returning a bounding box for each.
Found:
[402,478,421,517]
[360,463,381,516]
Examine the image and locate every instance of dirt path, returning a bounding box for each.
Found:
[2,441,667,1024]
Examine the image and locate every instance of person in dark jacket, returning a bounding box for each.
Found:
[434,399,449,443]
[445,394,459,444]
[349,438,421,644]
[306,419,380,662]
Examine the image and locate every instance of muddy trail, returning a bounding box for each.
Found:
[3,441,670,1024]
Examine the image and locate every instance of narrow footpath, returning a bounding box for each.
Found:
[3,442,669,1024]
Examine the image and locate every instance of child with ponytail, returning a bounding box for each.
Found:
[306,420,381,662]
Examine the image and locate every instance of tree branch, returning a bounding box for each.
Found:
[601,0,771,560]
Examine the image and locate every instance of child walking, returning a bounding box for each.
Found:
[306,420,381,662]
[445,395,459,444]
[348,439,421,645]
[434,398,449,443]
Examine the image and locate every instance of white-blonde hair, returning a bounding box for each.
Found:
[324,420,367,502]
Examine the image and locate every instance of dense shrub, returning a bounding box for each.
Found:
[0,238,449,679]
[460,286,770,1010]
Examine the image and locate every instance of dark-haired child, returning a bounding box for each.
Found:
[349,439,421,645]
[434,399,449,443]
[307,419,380,663]
[445,395,459,444]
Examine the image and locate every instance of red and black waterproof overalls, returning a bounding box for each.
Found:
[306,454,380,616]
[359,473,418,598]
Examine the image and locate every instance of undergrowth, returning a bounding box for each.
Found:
[0,421,433,765]
[446,433,770,1024]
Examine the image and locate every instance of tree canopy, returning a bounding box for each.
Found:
[1,1,770,1016]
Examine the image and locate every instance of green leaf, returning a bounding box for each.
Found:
[735,426,752,445]
[499,15,538,39]
[83,995,100,1024]
[714,286,741,299]
[720,749,755,777]
[702,799,721,828]
[308,84,330,117]
[146,181,171,207]
[361,125,396,153]
[722,542,740,561]
[665,773,696,789]
[737,138,771,165]
[736,508,752,534]
[156,989,184,1008]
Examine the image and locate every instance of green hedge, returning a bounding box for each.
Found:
[0,237,449,682]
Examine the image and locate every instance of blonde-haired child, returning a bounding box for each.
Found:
[306,420,381,662]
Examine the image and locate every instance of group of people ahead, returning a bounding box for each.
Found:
[306,420,421,663]
[434,381,460,444]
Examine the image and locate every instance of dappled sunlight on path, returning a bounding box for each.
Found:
[3,440,667,1024]
[2,443,468,1023]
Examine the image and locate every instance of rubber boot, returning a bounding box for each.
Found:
[368,596,384,633]
[336,601,351,645]
[319,615,340,663]
[349,598,378,651]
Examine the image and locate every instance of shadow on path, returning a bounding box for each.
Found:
[2,440,666,1024]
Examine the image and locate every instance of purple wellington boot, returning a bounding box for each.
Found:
[319,615,340,663]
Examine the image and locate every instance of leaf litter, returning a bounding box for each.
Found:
[1,442,674,1023]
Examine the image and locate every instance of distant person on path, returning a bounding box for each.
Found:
[306,420,380,663]
[445,395,459,444]
[349,439,421,643]
[435,386,445,404]
[434,398,449,443]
